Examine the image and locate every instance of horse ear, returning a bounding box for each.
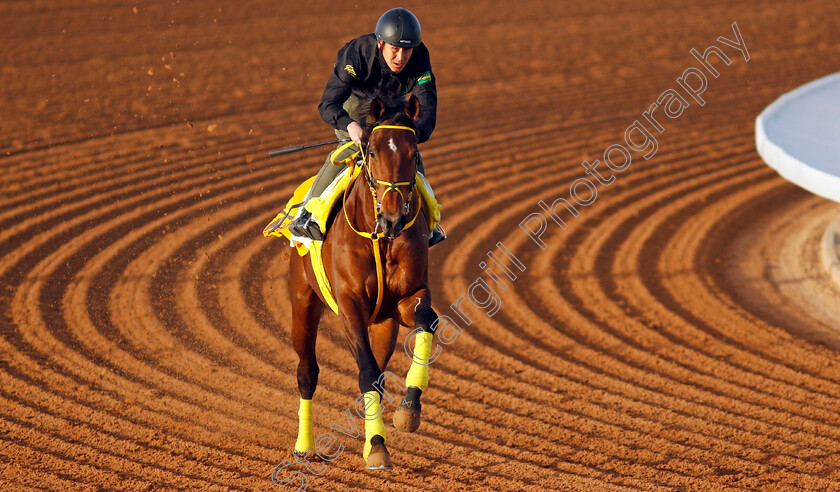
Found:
[405,94,420,121]
[368,97,386,122]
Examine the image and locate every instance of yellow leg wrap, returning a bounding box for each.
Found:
[362,391,386,460]
[294,398,315,453]
[405,331,434,391]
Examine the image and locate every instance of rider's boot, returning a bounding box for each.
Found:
[288,208,324,241]
[429,226,446,247]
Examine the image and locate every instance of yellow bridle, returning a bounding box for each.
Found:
[340,124,422,325]
[342,124,421,240]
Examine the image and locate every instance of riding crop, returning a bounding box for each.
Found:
[268,138,351,157]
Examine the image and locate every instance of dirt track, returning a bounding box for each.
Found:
[3,1,840,490]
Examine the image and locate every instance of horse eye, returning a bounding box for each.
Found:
[369,149,375,159]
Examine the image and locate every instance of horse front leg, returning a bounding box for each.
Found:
[339,304,392,469]
[369,318,399,371]
[394,289,438,433]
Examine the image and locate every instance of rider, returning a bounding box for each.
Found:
[289,7,445,246]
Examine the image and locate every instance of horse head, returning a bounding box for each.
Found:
[362,94,421,239]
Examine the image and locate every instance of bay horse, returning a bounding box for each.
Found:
[288,94,439,469]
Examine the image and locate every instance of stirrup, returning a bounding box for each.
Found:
[429,225,446,247]
[289,210,324,241]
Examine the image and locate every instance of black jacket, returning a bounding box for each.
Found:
[318,33,437,143]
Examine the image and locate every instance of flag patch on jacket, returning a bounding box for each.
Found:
[417,71,432,85]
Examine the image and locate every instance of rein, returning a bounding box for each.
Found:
[341,124,421,325]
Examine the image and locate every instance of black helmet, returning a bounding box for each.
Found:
[375,8,421,48]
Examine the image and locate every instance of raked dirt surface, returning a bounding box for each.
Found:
[2,1,840,490]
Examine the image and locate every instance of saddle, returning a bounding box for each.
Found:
[263,160,441,314]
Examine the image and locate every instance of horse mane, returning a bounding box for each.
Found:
[353,96,417,136]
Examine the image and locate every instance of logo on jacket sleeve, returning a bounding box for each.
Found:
[417,70,432,85]
[344,64,357,77]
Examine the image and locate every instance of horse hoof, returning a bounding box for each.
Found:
[393,406,421,432]
[366,445,392,469]
[394,387,422,432]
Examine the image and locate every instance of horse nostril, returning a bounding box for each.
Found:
[377,215,392,233]
[377,212,407,237]
[394,215,406,234]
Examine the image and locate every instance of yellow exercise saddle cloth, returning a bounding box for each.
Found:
[262,166,441,314]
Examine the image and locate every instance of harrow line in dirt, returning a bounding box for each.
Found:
[440,139,840,416]
[0,363,283,472]
[707,189,840,350]
[0,326,305,470]
[5,1,840,489]
[430,164,840,462]
[0,400,260,490]
[578,161,840,408]
[642,176,840,379]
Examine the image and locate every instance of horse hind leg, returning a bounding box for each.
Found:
[289,253,324,454]
[394,295,438,433]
